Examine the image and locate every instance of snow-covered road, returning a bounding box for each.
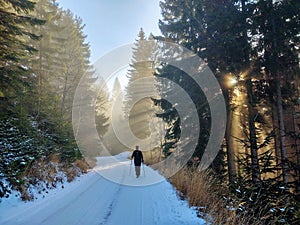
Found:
[0,153,205,225]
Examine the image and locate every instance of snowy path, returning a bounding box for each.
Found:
[0,153,205,225]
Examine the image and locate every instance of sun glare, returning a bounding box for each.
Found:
[228,76,238,87]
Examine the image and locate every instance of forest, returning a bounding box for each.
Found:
[0,0,93,200]
[1,0,299,224]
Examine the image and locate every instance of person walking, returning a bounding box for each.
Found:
[131,146,144,178]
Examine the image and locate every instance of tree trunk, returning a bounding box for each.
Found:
[246,80,260,183]
[271,99,281,175]
[269,0,288,184]
[241,0,260,184]
[275,75,288,183]
[224,90,237,185]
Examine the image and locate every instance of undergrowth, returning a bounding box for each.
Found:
[169,166,300,224]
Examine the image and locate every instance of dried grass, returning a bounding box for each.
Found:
[18,154,89,201]
[169,166,251,225]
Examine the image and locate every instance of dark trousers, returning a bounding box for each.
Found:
[135,166,141,177]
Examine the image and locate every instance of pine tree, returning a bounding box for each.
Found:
[111,77,124,123]
[26,0,93,128]
[0,0,44,112]
[0,0,94,198]
[157,0,300,222]
[158,0,247,169]
[56,10,93,124]
[102,78,127,155]
[124,28,157,140]
[250,0,300,184]
[95,77,110,138]
[25,0,64,119]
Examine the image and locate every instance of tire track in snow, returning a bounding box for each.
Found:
[38,173,105,225]
[140,192,144,225]
[153,196,160,225]
[73,181,119,225]
[98,166,126,225]
[40,171,122,225]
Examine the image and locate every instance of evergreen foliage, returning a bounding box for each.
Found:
[1,1,299,222]
[153,64,210,159]
[95,77,110,138]
[0,0,92,198]
[124,28,158,139]
[102,78,127,155]
[0,0,44,110]
[158,0,300,223]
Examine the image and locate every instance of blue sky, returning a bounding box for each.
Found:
[57,0,162,64]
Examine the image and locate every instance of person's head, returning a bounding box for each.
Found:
[135,145,139,150]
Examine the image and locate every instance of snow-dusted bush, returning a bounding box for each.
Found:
[0,116,84,200]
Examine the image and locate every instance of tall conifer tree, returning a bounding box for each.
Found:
[124,28,157,140]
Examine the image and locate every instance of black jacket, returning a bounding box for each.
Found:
[131,150,144,166]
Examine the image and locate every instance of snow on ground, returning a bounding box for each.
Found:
[0,152,205,225]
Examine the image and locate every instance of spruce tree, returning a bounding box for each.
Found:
[102,78,127,155]
[0,0,44,112]
[124,28,157,140]
[158,0,245,167]
[95,77,110,138]
[250,0,300,184]
[158,0,300,222]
